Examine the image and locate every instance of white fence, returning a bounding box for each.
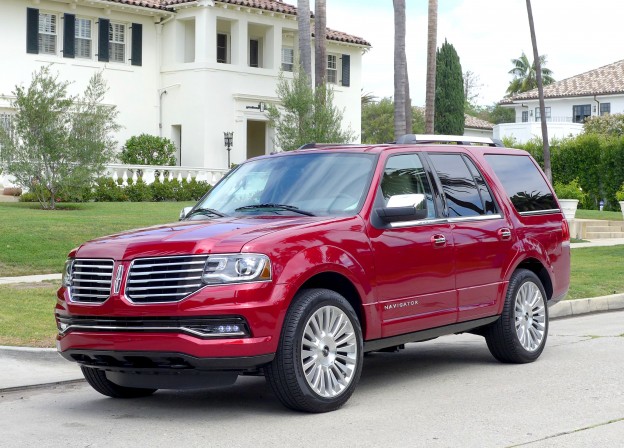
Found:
[1,164,229,190]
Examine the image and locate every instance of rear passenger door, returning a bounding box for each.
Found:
[368,153,457,337]
[428,152,516,321]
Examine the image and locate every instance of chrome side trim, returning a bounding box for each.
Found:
[389,218,448,228]
[447,214,503,223]
[519,209,561,216]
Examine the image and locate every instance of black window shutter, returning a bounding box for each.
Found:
[250,39,259,67]
[131,23,142,66]
[63,14,75,58]
[98,18,110,62]
[341,54,351,87]
[26,8,39,54]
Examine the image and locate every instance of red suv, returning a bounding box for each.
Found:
[56,135,570,412]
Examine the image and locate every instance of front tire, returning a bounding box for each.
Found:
[485,269,548,363]
[265,288,363,413]
[81,366,157,398]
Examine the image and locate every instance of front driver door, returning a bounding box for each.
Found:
[367,153,457,338]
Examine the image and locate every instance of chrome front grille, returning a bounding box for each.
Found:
[70,259,114,303]
[126,255,208,303]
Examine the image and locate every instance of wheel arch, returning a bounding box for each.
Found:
[514,258,553,301]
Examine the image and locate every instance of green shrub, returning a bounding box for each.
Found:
[19,192,40,202]
[93,177,127,202]
[186,179,212,201]
[119,134,177,166]
[125,179,153,202]
[150,179,176,201]
[616,184,624,202]
[554,179,586,201]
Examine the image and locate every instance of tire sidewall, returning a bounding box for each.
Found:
[507,270,549,362]
[287,289,364,410]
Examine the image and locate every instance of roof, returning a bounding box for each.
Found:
[110,0,370,46]
[501,59,624,104]
[464,114,494,130]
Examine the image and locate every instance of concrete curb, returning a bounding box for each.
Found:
[550,293,624,319]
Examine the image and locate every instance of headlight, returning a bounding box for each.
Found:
[202,254,271,285]
[62,258,74,287]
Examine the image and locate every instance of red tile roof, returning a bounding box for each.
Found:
[464,114,493,130]
[501,59,624,104]
[99,0,370,46]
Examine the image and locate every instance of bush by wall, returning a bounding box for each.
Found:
[91,177,211,203]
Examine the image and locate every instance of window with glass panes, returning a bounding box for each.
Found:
[38,13,57,55]
[327,54,337,83]
[75,18,92,59]
[600,103,611,116]
[282,47,294,72]
[109,22,125,63]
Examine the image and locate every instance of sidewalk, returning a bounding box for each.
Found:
[1,238,623,393]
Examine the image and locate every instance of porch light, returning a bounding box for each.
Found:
[224,131,233,168]
[246,102,266,112]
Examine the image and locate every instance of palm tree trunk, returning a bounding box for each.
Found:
[405,63,412,134]
[297,0,312,83]
[393,0,406,140]
[526,0,551,182]
[314,0,327,88]
[425,0,437,134]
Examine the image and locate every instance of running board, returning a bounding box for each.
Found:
[363,316,499,353]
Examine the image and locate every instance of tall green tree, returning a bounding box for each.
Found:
[425,0,438,133]
[506,52,554,95]
[362,98,424,144]
[434,40,464,135]
[267,66,354,151]
[0,66,119,209]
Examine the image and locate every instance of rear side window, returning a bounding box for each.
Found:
[485,154,557,213]
[429,153,491,217]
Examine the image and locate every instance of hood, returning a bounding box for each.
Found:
[75,216,330,260]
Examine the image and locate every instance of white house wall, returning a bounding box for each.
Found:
[1,0,164,150]
[1,1,365,171]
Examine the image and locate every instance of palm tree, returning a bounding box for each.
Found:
[526,0,551,183]
[506,52,555,95]
[425,0,437,134]
[314,0,327,88]
[297,0,312,83]
[393,0,407,139]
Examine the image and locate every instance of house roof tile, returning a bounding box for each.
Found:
[464,114,494,130]
[104,0,370,46]
[501,59,624,104]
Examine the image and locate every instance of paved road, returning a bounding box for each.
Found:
[1,311,623,448]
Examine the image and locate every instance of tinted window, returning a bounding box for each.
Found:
[485,154,557,213]
[381,154,436,218]
[429,154,484,217]
[464,156,497,214]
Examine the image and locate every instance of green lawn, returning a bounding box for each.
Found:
[568,245,624,299]
[0,201,194,276]
[576,209,623,221]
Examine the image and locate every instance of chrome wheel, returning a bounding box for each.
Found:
[301,305,358,398]
[514,281,546,352]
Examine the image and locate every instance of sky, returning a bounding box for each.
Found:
[323,0,623,107]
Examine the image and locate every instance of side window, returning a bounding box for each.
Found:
[428,153,485,218]
[463,156,498,215]
[381,154,435,218]
[485,154,557,213]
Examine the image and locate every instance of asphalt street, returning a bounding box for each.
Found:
[1,310,623,448]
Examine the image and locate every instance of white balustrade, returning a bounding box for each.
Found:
[103,164,228,186]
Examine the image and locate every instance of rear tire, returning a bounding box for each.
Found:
[265,288,363,413]
[81,366,157,398]
[485,269,548,363]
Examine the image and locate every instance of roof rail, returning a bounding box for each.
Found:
[396,134,504,147]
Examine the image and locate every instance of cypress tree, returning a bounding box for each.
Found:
[434,39,464,135]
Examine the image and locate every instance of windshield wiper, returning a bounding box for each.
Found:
[185,207,227,218]
[235,203,316,217]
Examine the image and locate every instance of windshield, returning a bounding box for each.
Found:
[197,152,376,216]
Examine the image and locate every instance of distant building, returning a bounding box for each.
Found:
[464,114,493,139]
[0,0,370,169]
[496,59,624,143]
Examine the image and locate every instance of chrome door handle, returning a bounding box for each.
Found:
[498,228,512,240]
[431,234,446,246]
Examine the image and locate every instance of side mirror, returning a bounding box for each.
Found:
[376,193,428,223]
[179,206,193,220]
[376,206,428,223]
